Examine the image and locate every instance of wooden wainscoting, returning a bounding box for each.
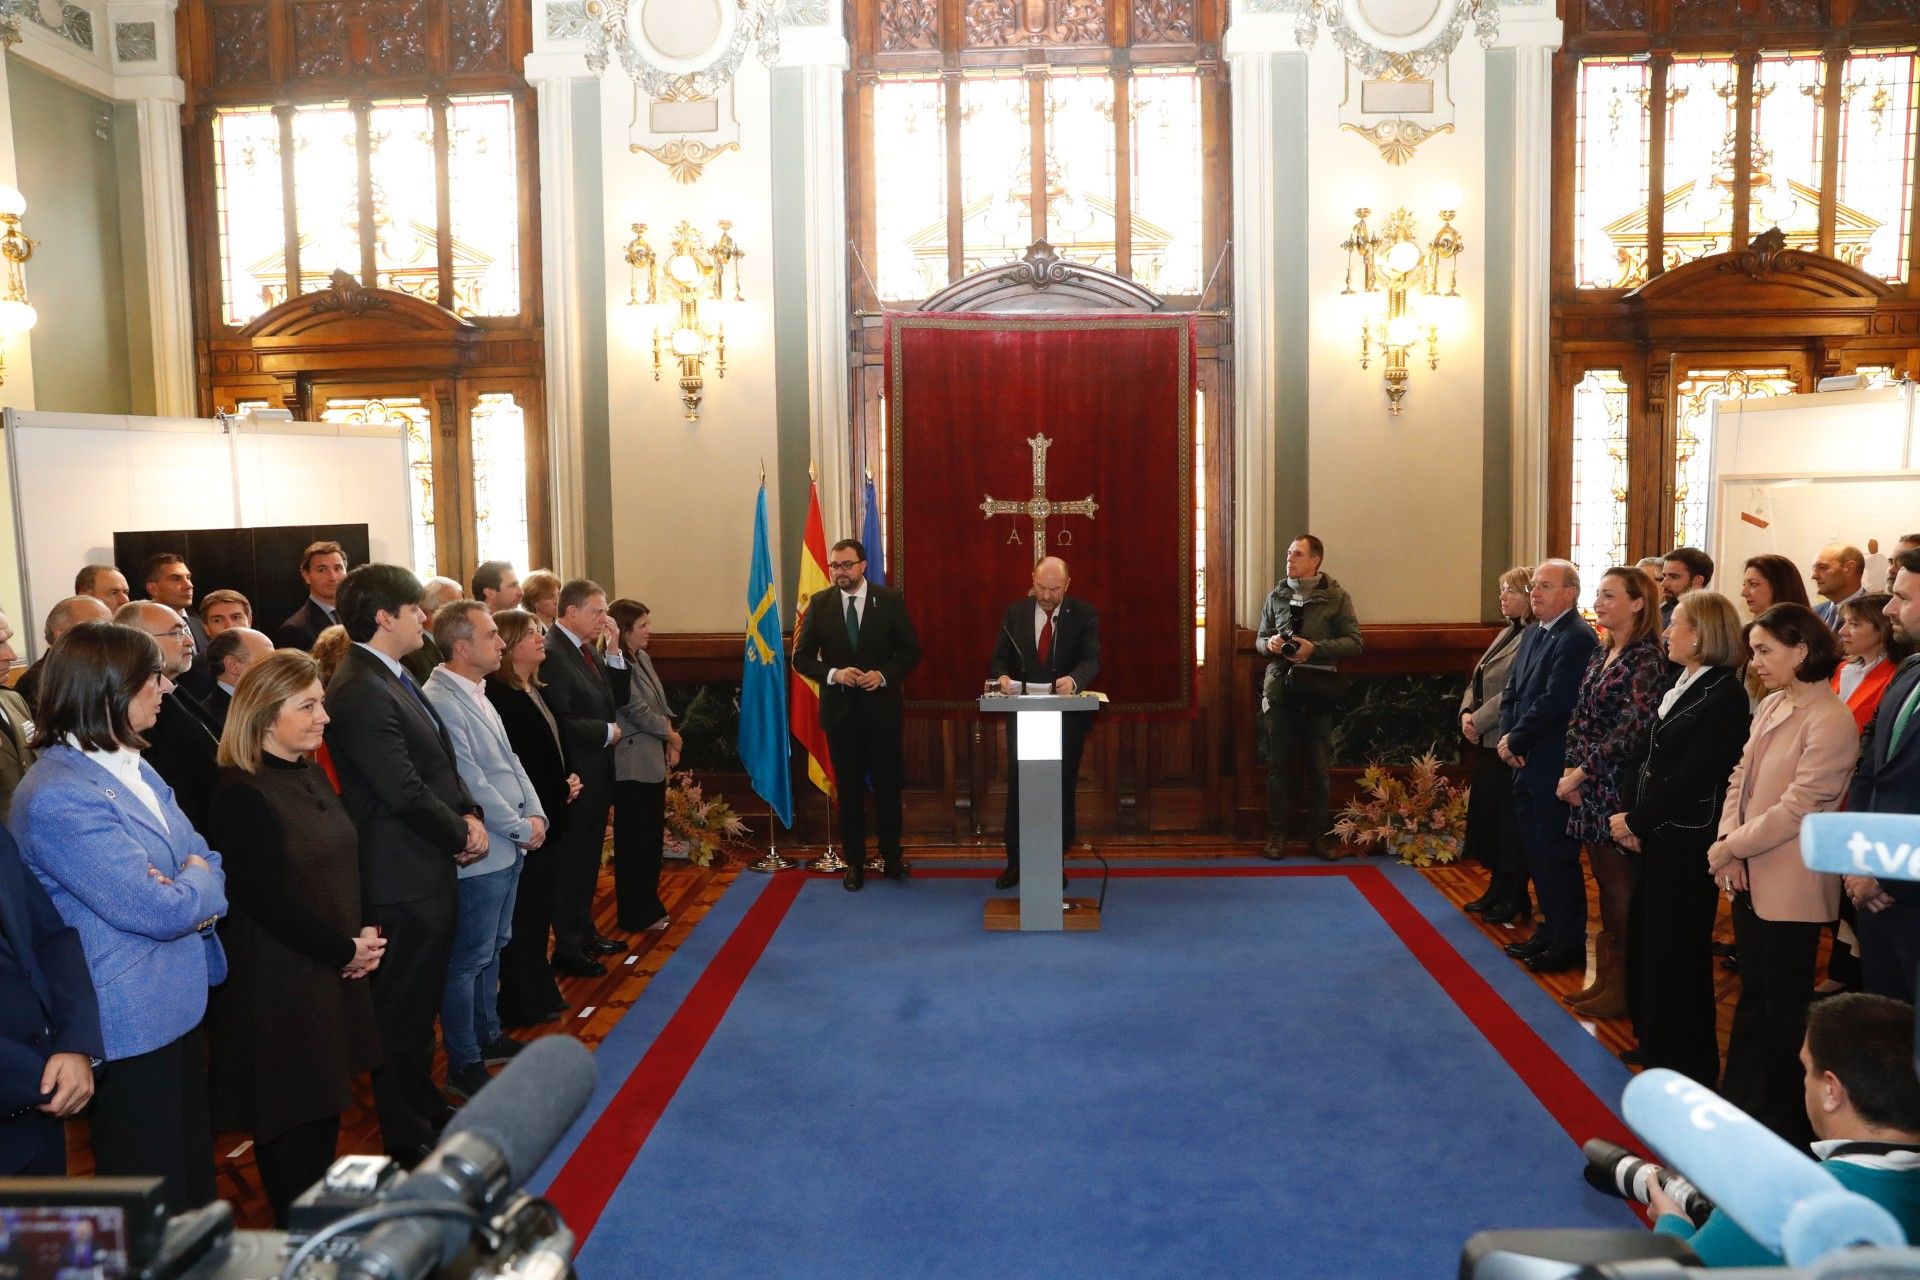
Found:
[649,621,1499,847]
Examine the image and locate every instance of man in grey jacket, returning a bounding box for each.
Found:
[1256,535,1363,860]
[423,601,547,1101]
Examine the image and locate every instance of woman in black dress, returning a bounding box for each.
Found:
[206,649,384,1225]
[1610,590,1751,1080]
[486,609,582,1029]
[1460,565,1533,923]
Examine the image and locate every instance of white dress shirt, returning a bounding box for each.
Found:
[827,581,883,688]
[70,736,168,831]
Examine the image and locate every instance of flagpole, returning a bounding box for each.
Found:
[810,790,846,873]
[744,804,795,873]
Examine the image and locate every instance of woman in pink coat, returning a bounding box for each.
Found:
[1710,602,1854,1146]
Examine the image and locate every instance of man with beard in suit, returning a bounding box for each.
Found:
[324,563,485,1166]
[792,538,922,891]
[988,556,1099,890]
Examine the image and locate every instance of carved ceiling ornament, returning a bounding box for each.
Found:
[212,3,271,85]
[578,0,823,96]
[1133,0,1198,42]
[292,0,430,78]
[450,0,512,70]
[1292,0,1499,82]
[1340,117,1455,164]
[634,136,743,182]
[879,0,939,49]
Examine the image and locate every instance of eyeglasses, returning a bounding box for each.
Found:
[826,560,863,571]
[146,624,191,640]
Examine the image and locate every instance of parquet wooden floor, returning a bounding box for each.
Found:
[63,843,1765,1228]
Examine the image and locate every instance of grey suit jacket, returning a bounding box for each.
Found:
[423,665,546,876]
[1460,620,1528,740]
[0,687,36,823]
[613,650,674,785]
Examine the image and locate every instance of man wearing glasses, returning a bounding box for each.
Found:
[115,601,221,835]
[792,538,922,891]
[1495,559,1599,974]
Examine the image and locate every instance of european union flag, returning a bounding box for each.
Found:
[740,482,793,827]
[861,473,887,587]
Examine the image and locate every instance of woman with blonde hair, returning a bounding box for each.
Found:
[519,571,562,627]
[1554,566,1666,1016]
[1611,590,1751,1078]
[1460,565,1534,923]
[205,649,384,1224]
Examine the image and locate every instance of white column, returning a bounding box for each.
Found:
[130,92,195,416]
[1225,14,1302,626]
[779,25,853,533]
[1497,12,1562,563]
[527,60,589,574]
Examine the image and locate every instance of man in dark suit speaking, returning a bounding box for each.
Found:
[325,563,485,1166]
[988,556,1099,889]
[792,538,922,891]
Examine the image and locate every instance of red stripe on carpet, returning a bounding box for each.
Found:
[543,870,807,1234]
[1345,864,1639,1153]
[547,862,1635,1245]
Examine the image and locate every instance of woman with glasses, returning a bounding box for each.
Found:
[8,622,228,1210]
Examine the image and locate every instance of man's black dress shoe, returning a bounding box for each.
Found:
[1463,888,1499,914]
[883,859,909,881]
[585,934,626,955]
[551,953,607,978]
[499,1002,567,1030]
[1480,897,1528,926]
[619,912,669,933]
[1503,934,1552,959]
[995,868,1019,889]
[1260,836,1286,861]
[844,864,865,891]
[1619,1047,1647,1067]
[1527,944,1587,974]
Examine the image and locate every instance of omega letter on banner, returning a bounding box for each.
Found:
[884,312,1198,715]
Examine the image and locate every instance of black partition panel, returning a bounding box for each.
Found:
[113,524,371,638]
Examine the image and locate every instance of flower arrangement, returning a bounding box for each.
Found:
[1330,752,1468,867]
[662,771,752,867]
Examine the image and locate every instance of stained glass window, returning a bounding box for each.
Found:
[871,77,948,301]
[1575,59,1652,288]
[318,396,437,579]
[1670,367,1796,551]
[1750,54,1825,250]
[1131,70,1205,297]
[213,107,286,326]
[1838,49,1919,283]
[445,96,521,316]
[1664,56,1740,267]
[470,392,530,574]
[367,100,440,305]
[958,75,1031,277]
[211,93,527,322]
[1569,369,1630,599]
[1043,72,1117,274]
[290,103,362,294]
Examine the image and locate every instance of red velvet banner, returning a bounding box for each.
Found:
[885,313,1197,715]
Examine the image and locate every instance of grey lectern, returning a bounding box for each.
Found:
[978,693,1101,932]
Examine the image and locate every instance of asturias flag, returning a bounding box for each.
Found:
[739,481,793,827]
[789,479,837,799]
[861,473,887,587]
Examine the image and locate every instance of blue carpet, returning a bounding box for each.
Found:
[547,868,1640,1278]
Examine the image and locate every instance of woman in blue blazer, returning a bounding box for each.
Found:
[8,622,227,1211]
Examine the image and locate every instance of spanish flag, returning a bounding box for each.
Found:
[789,479,837,799]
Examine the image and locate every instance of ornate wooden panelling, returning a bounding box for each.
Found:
[879,0,939,49]
[964,0,1107,46]
[1132,0,1196,41]
[292,0,430,78]
[1668,0,1742,30]
[1853,0,1920,20]
[449,0,511,71]
[211,4,271,85]
[1766,0,1823,22]
[1582,0,1649,30]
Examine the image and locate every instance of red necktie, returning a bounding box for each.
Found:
[1038,609,1054,665]
[579,640,604,682]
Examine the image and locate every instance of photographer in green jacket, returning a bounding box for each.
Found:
[1256,535,1363,861]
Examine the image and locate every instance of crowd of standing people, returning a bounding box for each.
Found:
[0,547,678,1225]
[1459,539,1920,1147]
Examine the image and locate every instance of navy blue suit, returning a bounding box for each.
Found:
[0,825,102,1174]
[1498,610,1600,947]
[1847,655,1920,999]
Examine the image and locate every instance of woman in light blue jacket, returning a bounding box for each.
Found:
[9,622,226,1210]
[609,599,679,932]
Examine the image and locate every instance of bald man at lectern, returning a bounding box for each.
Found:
[990,556,1100,890]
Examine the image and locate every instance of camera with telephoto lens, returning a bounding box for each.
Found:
[1580,1138,1715,1226]
[1276,601,1306,660]
[0,1037,593,1280]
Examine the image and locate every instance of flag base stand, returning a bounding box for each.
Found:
[811,844,848,874]
[745,804,795,873]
